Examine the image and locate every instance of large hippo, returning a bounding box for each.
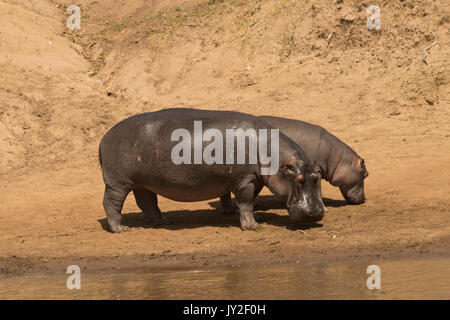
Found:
[99,108,325,233]
[220,116,368,212]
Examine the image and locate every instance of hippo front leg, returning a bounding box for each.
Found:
[220,184,263,215]
[234,182,261,231]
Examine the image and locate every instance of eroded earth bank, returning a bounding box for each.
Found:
[0,0,449,276]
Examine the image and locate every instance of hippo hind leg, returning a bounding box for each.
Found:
[133,189,170,226]
[219,194,234,215]
[103,185,131,233]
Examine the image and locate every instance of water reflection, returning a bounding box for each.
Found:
[0,257,448,299]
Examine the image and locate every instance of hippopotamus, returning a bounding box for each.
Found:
[220,115,368,213]
[99,108,325,233]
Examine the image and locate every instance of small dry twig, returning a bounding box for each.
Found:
[422,40,438,66]
[327,32,334,45]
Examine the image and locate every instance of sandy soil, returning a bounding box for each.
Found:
[0,0,449,276]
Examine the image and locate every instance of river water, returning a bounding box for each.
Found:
[1,256,449,299]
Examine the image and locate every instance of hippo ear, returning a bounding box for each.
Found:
[354,157,364,168]
[358,158,365,169]
[357,158,368,178]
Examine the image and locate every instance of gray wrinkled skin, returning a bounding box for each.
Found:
[220,116,368,213]
[99,108,325,233]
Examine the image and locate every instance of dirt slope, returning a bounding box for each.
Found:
[0,0,449,275]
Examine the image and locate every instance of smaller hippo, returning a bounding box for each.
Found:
[220,116,368,213]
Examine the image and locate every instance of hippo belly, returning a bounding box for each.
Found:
[132,165,250,202]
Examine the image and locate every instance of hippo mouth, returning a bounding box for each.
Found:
[345,195,365,204]
[342,189,365,204]
[290,212,324,223]
[287,202,324,223]
[340,184,366,205]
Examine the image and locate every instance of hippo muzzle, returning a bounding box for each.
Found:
[340,183,366,205]
[344,193,365,205]
[287,200,325,223]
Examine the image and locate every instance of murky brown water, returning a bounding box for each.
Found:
[1,256,449,299]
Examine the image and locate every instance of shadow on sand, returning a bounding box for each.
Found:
[97,194,337,232]
[208,194,347,211]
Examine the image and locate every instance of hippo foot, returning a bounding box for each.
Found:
[148,215,172,226]
[110,224,130,233]
[240,220,261,231]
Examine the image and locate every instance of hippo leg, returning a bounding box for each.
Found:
[103,185,130,233]
[234,183,260,231]
[133,189,170,226]
[220,184,263,215]
[317,181,328,213]
[253,185,263,209]
[219,194,234,214]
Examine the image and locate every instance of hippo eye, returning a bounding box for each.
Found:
[295,174,304,184]
[359,159,366,170]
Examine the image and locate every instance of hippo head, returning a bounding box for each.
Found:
[333,155,369,204]
[265,157,325,223]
